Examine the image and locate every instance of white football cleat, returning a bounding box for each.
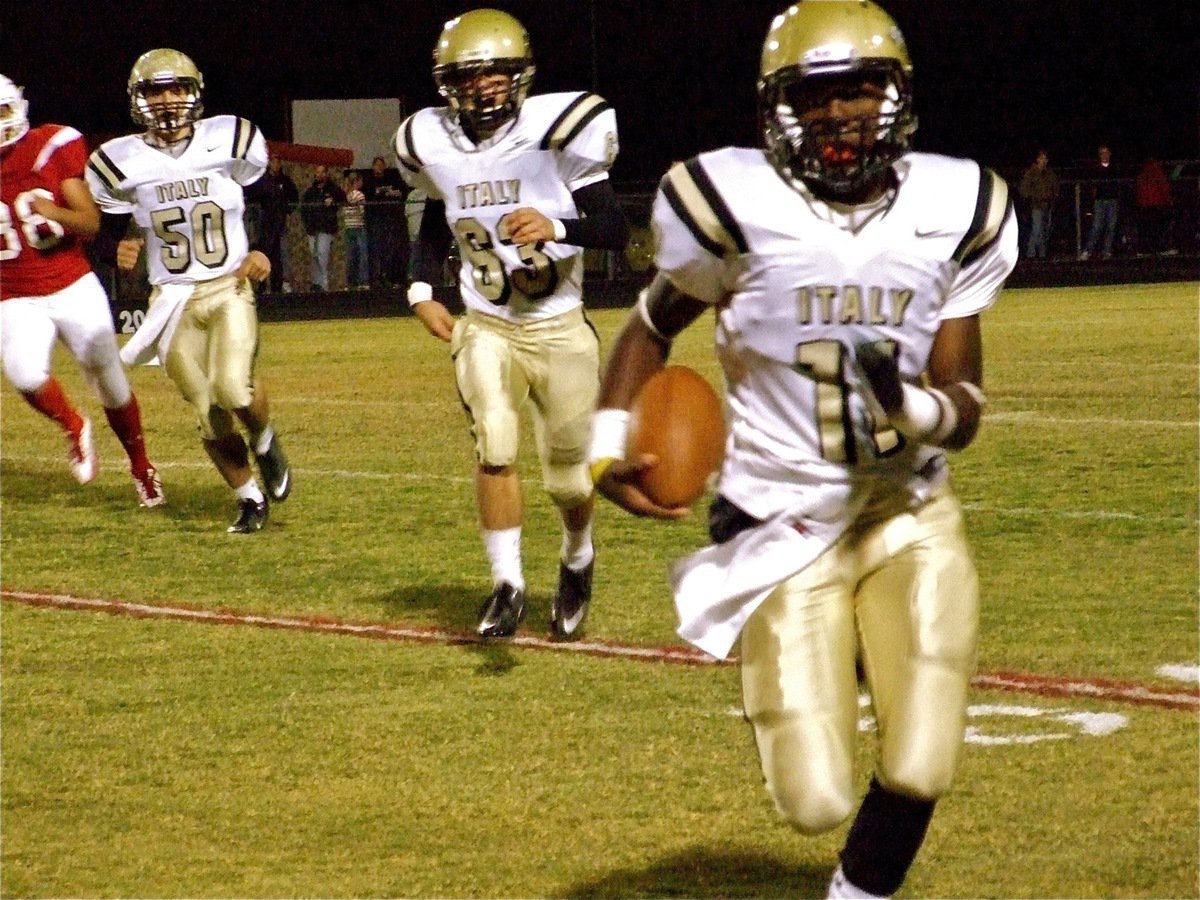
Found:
[68,418,98,484]
[133,465,165,508]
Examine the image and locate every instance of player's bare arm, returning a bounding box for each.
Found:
[29,177,100,237]
[591,273,707,519]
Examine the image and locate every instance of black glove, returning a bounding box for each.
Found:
[856,341,904,413]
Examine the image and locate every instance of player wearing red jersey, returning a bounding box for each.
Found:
[0,74,163,506]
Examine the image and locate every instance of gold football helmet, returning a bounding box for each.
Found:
[128,48,204,135]
[0,74,30,148]
[759,1,917,199]
[432,9,535,137]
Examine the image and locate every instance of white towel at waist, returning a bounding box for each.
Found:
[669,489,866,660]
[119,284,193,366]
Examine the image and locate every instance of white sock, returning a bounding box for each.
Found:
[483,527,523,591]
[560,522,594,571]
[254,425,275,456]
[235,479,265,503]
[827,865,888,900]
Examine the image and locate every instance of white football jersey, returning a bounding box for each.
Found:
[86,116,267,286]
[393,92,619,322]
[652,149,1018,521]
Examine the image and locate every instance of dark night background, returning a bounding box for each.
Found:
[4,0,1199,185]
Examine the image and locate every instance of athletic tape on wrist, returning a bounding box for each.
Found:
[406,281,432,307]
[588,408,630,472]
[893,383,958,444]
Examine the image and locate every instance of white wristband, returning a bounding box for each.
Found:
[588,408,630,463]
[407,281,432,307]
[551,218,567,242]
[892,383,957,444]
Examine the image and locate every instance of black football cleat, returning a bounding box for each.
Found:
[255,433,292,503]
[227,497,269,534]
[476,582,526,638]
[551,559,593,640]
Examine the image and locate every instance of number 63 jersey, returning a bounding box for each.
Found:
[86,116,267,285]
[394,91,618,323]
[653,148,1018,522]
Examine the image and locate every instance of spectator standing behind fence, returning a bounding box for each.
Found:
[362,155,406,288]
[1018,149,1058,259]
[1080,144,1119,260]
[249,154,299,293]
[342,171,369,289]
[1135,156,1176,256]
[300,164,344,291]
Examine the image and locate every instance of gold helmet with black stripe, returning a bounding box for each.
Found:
[759,1,917,200]
[128,48,204,136]
[433,9,535,138]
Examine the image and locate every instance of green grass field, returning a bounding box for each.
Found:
[2,282,1197,899]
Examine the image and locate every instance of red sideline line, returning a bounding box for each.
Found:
[4,589,1197,712]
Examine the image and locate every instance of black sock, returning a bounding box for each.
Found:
[839,777,936,896]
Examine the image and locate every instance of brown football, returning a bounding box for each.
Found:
[627,365,726,507]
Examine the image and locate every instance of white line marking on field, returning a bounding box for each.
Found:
[1157,664,1200,684]
[4,456,1188,523]
[988,411,1194,429]
[3,590,1197,712]
[728,699,1132,745]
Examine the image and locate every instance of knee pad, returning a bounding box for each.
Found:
[3,351,50,393]
[472,405,520,468]
[754,711,855,834]
[877,659,970,800]
[543,458,592,509]
[211,374,253,413]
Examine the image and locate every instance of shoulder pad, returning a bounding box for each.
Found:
[660,155,748,259]
[953,166,1011,266]
[87,142,132,194]
[201,115,262,160]
[394,112,424,177]
[539,92,611,152]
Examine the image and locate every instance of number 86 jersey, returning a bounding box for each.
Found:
[394,91,618,323]
[86,116,267,286]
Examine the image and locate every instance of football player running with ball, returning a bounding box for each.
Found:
[87,49,293,534]
[397,9,628,640]
[590,2,1017,897]
[0,74,164,507]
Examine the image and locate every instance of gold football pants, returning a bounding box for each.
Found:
[162,274,258,440]
[740,488,978,834]
[450,306,599,508]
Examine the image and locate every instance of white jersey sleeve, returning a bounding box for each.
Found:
[651,157,746,306]
[392,112,439,198]
[543,93,619,192]
[941,168,1019,318]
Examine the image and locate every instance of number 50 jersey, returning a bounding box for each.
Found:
[394,91,619,323]
[86,116,267,286]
